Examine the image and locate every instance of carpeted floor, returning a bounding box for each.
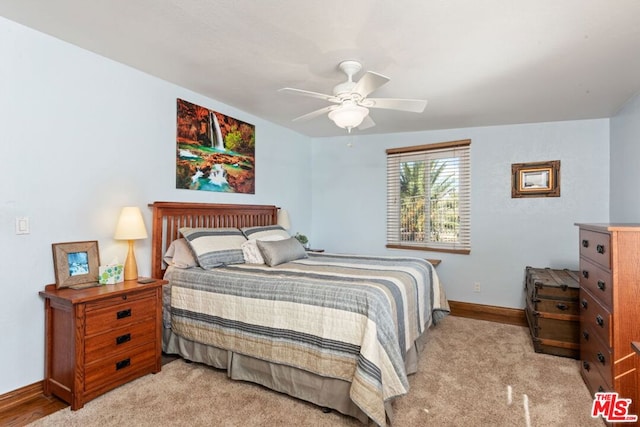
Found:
[29,316,603,426]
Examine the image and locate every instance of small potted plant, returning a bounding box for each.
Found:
[294,232,309,249]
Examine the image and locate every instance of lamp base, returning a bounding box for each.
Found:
[123,240,138,281]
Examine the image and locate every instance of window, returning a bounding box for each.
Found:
[386,139,471,254]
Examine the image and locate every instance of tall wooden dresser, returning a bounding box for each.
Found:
[576,223,640,423]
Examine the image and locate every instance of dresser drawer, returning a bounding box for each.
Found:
[580,360,612,396]
[580,331,613,388]
[85,318,157,362]
[85,292,156,335]
[578,258,613,309]
[579,229,611,269]
[84,341,157,392]
[579,289,612,348]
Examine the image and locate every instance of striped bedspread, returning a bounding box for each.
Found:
[165,253,448,426]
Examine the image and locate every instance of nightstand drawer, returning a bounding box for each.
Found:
[579,229,610,269]
[85,319,157,362]
[84,341,157,392]
[85,293,156,335]
[578,258,613,309]
[579,289,612,348]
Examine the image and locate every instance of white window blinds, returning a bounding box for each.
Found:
[386,139,471,254]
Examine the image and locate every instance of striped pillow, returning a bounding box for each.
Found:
[240,225,290,241]
[179,227,246,268]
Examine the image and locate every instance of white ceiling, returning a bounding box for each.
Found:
[2,0,640,137]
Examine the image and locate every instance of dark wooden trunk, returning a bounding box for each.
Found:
[524,267,580,359]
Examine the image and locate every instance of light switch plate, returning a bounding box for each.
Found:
[15,217,29,234]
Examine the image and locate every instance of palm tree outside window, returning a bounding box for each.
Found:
[387,139,471,254]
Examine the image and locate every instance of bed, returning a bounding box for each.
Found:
[150,201,449,426]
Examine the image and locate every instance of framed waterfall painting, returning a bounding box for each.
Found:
[176,98,255,194]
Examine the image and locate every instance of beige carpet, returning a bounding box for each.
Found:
[29,316,603,426]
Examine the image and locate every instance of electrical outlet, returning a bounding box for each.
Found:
[473,282,481,292]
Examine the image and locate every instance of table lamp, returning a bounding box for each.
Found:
[277,208,291,230]
[114,206,148,280]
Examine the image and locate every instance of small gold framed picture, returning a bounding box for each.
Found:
[52,241,100,289]
[512,160,560,198]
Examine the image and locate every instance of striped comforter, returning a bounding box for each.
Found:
[165,253,448,426]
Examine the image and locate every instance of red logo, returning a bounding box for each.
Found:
[591,392,638,423]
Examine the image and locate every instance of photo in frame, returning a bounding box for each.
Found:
[52,241,100,289]
[511,160,560,198]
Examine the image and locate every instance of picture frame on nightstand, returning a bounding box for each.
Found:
[52,240,100,289]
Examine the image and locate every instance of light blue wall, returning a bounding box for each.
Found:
[310,120,610,309]
[610,92,640,221]
[1,11,632,398]
[0,17,311,395]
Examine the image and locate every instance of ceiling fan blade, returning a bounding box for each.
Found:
[358,115,376,130]
[364,98,427,113]
[292,105,337,122]
[279,87,339,103]
[352,71,390,98]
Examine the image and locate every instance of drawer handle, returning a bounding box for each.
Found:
[582,239,589,248]
[556,303,568,311]
[581,299,588,309]
[583,361,590,371]
[582,270,589,279]
[115,358,131,370]
[596,315,604,327]
[582,331,589,340]
[117,308,132,319]
[597,352,606,365]
[596,244,605,254]
[116,333,131,345]
[597,280,606,291]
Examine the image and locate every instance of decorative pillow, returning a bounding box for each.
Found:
[179,227,246,268]
[241,240,264,264]
[163,238,198,269]
[256,237,308,267]
[241,225,290,241]
[241,234,289,264]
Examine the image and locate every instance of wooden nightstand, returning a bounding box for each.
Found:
[39,278,166,410]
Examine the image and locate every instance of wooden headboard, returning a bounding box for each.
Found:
[148,201,278,279]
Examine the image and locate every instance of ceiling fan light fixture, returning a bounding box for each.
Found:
[328,104,369,131]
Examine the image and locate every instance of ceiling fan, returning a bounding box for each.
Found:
[279,60,428,132]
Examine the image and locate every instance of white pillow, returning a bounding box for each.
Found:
[241,234,287,264]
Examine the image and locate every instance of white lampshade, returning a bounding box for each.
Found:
[328,103,369,131]
[114,206,147,281]
[114,207,148,240]
[277,208,291,230]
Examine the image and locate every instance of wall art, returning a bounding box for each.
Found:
[176,98,255,194]
[511,160,560,198]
